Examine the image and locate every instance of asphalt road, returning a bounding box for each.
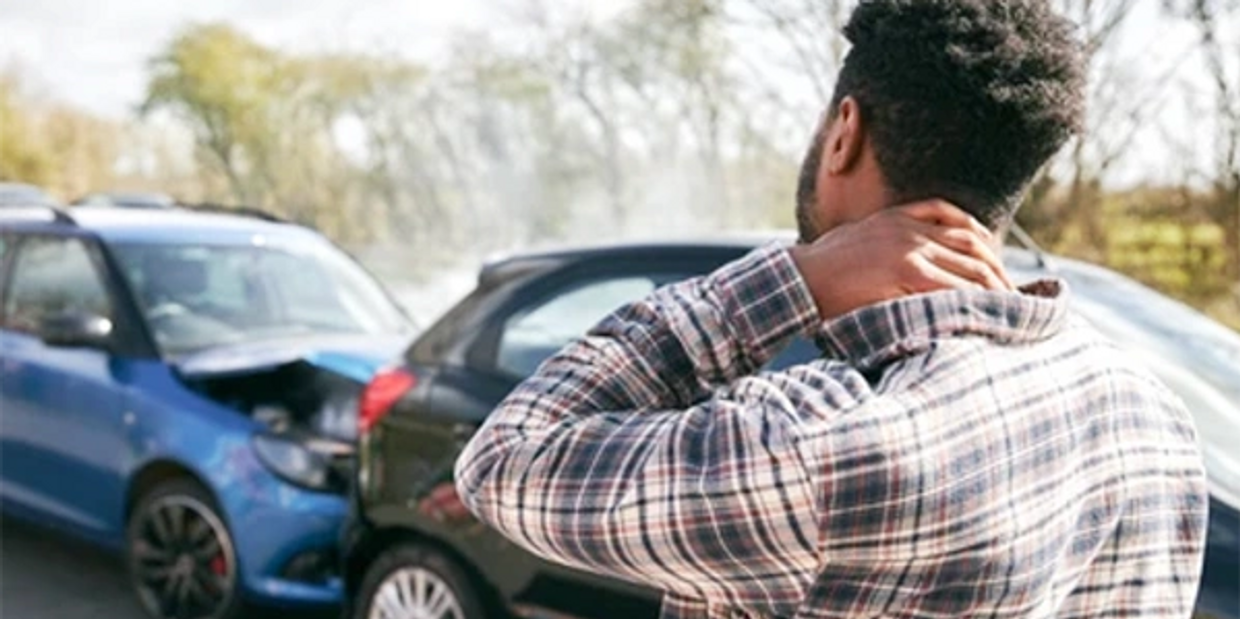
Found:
[1,516,142,619]
[0,516,345,619]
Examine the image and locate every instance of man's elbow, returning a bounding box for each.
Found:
[452,439,491,519]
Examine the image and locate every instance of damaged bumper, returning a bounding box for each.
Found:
[178,335,403,493]
[222,446,350,607]
[170,335,406,607]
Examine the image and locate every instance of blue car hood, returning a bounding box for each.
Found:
[172,334,406,383]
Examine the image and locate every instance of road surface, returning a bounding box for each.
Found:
[0,516,338,619]
[1,516,142,618]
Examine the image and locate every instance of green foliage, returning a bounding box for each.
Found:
[144,24,298,206]
[1027,185,1240,331]
[141,24,434,242]
[0,72,124,199]
[128,7,799,253]
[0,81,55,186]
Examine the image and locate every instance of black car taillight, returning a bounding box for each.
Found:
[359,367,416,434]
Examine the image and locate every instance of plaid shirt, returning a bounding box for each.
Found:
[455,244,1208,618]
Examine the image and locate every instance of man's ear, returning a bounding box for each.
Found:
[825,96,865,175]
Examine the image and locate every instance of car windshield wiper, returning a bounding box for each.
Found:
[1008,224,1049,270]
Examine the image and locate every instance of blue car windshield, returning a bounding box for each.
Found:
[110,240,412,355]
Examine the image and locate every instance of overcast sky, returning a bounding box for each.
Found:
[0,0,1230,185]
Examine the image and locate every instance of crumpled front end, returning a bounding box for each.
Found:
[176,335,404,494]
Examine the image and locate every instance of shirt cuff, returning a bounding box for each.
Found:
[710,242,821,364]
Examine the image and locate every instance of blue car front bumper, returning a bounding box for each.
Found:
[218,458,349,608]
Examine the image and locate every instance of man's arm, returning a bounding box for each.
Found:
[454,202,1010,612]
[455,247,826,612]
[556,244,820,409]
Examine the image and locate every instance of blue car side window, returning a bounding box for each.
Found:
[3,237,112,337]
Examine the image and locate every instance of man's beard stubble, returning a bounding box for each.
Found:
[795,124,828,245]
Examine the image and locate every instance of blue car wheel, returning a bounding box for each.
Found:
[126,479,242,619]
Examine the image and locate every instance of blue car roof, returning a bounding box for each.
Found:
[1,206,321,245]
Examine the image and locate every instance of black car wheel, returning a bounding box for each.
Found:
[354,544,489,619]
[126,479,242,619]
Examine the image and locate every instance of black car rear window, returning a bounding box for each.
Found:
[406,282,495,365]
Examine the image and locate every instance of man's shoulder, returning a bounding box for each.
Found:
[893,314,1175,404]
[1000,316,1195,432]
[1055,315,1185,397]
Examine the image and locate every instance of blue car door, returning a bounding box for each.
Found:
[0,233,13,503]
[0,233,131,538]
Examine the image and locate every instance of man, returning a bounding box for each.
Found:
[455,1,1208,617]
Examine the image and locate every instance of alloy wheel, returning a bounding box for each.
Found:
[130,495,236,619]
[368,567,466,619]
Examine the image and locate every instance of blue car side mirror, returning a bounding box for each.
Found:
[39,312,114,352]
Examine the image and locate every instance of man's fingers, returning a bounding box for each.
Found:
[904,254,987,294]
[896,200,994,242]
[895,199,973,227]
[915,243,1010,292]
[917,224,1015,290]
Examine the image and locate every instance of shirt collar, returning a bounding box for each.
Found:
[813,279,1070,369]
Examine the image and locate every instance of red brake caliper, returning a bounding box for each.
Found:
[210,554,227,576]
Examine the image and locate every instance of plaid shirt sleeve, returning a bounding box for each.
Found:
[454,245,827,613]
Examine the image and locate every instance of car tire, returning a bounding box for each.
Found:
[354,543,490,619]
[126,478,244,619]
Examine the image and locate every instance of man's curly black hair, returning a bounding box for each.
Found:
[808,0,1086,230]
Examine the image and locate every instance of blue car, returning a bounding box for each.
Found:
[0,205,415,618]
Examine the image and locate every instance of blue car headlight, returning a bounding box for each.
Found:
[252,434,332,491]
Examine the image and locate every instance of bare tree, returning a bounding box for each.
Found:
[722,0,850,109]
[1174,0,1239,280]
[1043,0,1143,253]
[512,3,631,229]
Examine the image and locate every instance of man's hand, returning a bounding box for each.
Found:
[789,200,1014,321]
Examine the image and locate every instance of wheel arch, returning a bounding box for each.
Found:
[124,458,218,523]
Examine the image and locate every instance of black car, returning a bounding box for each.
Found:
[343,238,1240,619]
